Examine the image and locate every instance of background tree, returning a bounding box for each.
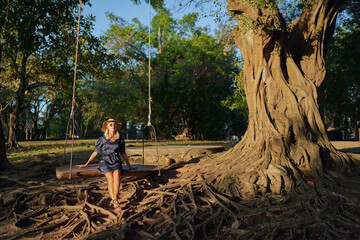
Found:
[221,71,249,138]
[0,0,12,169]
[0,0,91,148]
[324,0,360,140]
[152,27,239,140]
[104,8,242,139]
[0,93,12,170]
[102,13,153,126]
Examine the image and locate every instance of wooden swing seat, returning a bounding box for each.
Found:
[56,164,159,180]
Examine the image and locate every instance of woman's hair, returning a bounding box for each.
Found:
[104,127,120,140]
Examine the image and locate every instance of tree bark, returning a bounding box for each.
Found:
[32,110,39,140]
[354,100,359,140]
[39,102,56,139]
[0,118,12,170]
[0,37,12,170]
[8,56,28,148]
[209,0,356,198]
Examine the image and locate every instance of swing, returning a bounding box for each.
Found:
[56,0,160,180]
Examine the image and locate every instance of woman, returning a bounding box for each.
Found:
[77,118,136,209]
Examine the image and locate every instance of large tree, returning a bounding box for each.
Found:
[151,12,239,140]
[0,0,90,148]
[0,0,12,169]
[0,117,12,170]
[204,0,357,198]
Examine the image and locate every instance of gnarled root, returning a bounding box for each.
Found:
[1,153,359,239]
[207,136,358,199]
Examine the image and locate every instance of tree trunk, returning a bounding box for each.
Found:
[0,119,12,170]
[8,113,18,148]
[0,19,13,170]
[83,123,88,139]
[8,56,27,148]
[39,123,48,140]
[32,110,39,140]
[209,0,355,198]
[158,26,162,54]
[8,95,25,148]
[39,104,55,139]
[354,101,359,140]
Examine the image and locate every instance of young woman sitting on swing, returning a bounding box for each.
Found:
[77,118,137,210]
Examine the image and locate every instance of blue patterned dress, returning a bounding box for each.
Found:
[94,136,126,174]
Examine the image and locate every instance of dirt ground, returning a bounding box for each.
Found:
[330,141,360,154]
[0,141,359,239]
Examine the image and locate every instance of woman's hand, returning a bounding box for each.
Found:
[77,164,88,168]
[128,166,137,170]
[78,152,97,169]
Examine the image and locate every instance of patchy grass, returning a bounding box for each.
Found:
[8,139,234,165]
[16,139,231,148]
[8,144,93,164]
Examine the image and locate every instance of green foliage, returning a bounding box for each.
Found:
[102,8,244,140]
[222,71,247,112]
[152,34,239,139]
[324,13,360,137]
[130,0,164,10]
[178,13,199,36]
[0,0,105,140]
[1,0,90,55]
[1,1,250,141]
[235,13,256,33]
[227,0,315,32]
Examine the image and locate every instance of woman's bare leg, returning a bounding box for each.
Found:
[113,169,120,200]
[105,172,114,200]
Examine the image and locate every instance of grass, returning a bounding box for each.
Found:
[8,139,233,164]
[8,144,93,163]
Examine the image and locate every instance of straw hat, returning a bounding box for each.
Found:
[102,118,122,133]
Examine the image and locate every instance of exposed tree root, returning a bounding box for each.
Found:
[0,162,359,240]
[1,148,360,239]
[196,134,360,201]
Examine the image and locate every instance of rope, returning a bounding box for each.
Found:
[143,0,160,176]
[150,125,160,176]
[142,125,160,176]
[62,0,160,178]
[148,0,152,126]
[63,0,82,180]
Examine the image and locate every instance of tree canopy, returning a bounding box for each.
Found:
[324,0,360,139]
[1,0,247,147]
[92,8,243,140]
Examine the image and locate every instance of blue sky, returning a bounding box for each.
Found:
[82,0,228,37]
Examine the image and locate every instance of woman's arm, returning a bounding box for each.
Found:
[77,151,98,168]
[121,153,137,170]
